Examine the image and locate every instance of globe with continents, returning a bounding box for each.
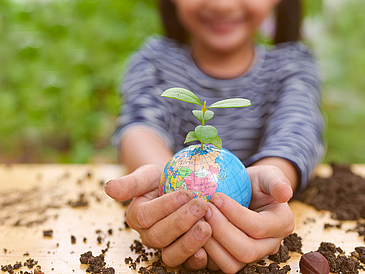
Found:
[159,144,252,207]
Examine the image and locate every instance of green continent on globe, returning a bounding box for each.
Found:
[159,144,252,207]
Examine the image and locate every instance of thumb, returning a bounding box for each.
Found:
[104,164,163,201]
[251,165,293,203]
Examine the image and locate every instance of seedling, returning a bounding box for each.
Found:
[160,87,252,206]
[161,87,251,149]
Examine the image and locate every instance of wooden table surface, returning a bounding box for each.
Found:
[0,164,364,274]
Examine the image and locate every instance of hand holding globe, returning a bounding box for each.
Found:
[105,87,294,272]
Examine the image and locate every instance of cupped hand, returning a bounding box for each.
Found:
[202,165,295,273]
[104,164,212,268]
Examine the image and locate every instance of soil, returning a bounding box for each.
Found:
[293,163,365,273]
[1,259,39,274]
[0,186,63,227]
[124,239,293,274]
[0,168,119,274]
[317,242,365,273]
[296,163,365,220]
[268,245,290,263]
[238,262,291,274]
[283,233,303,254]
[68,193,89,207]
[23,258,38,268]
[43,229,53,237]
[267,233,303,263]
[353,247,365,264]
[351,222,365,241]
[78,238,114,274]
[125,236,365,274]
[1,164,365,274]
[79,251,115,274]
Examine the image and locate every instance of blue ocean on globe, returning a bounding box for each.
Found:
[159,144,252,207]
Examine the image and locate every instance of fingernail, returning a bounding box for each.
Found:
[210,195,224,208]
[177,192,191,206]
[281,179,292,188]
[205,208,212,220]
[193,225,210,241]
[190,201,207,217]
[104,179,113,193]
[193,249,205,260]
[282,180,294,195]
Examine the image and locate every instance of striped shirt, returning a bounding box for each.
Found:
[112,36,325,192]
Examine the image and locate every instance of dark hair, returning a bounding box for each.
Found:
[159,0,302,45]
[274,0,302,44]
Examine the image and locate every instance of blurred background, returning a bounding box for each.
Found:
[0,0,364,164]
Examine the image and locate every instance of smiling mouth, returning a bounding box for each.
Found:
[202,17,243,34]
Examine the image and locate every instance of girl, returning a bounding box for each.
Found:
[105,0,324,272]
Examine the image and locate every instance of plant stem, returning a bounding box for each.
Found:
[201,101,206,150]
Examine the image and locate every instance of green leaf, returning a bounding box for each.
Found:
[208,98,251,109]
[161,88,202,107]
[184,131,198,144]
[192,110,214,124]
[194,125,218,144]
[210,135,222,149]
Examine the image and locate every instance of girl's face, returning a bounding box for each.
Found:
[172,0,280,53]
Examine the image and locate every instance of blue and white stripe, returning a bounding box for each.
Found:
[112,36,325,192]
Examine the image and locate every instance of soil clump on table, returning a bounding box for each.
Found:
[294,164,365,273]
[296,163,365,221]
[283,233,303,253]
[79,251,115,274]
[1,258,39,274]
[317,242,365,273]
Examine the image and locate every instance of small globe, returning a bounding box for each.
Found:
[159,144,252,207]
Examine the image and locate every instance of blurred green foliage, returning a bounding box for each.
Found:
[0,0,161,162]
[323,0,365,163]
[0,0,364,164]
[302,0,323,17]
[316,0,365,163]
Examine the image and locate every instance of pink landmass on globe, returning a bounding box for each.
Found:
[184,166,219,198]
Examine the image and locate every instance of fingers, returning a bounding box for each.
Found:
[204,237,245,274]
[162,222,211,268]
[248,165,293,203]
[184,248,208,271]
[205,203,285,266]
[209,193,294,238]
[206,256,220,272]
[138,198,210,248]
[126,189,193,229]
[104,164,162,201]
[204,235,283,274]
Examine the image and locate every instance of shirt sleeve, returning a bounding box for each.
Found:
[244,44,325,193]
[111,39,178,151]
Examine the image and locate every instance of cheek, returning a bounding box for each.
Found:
[245,1,274,26]
[175,0,203,31]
